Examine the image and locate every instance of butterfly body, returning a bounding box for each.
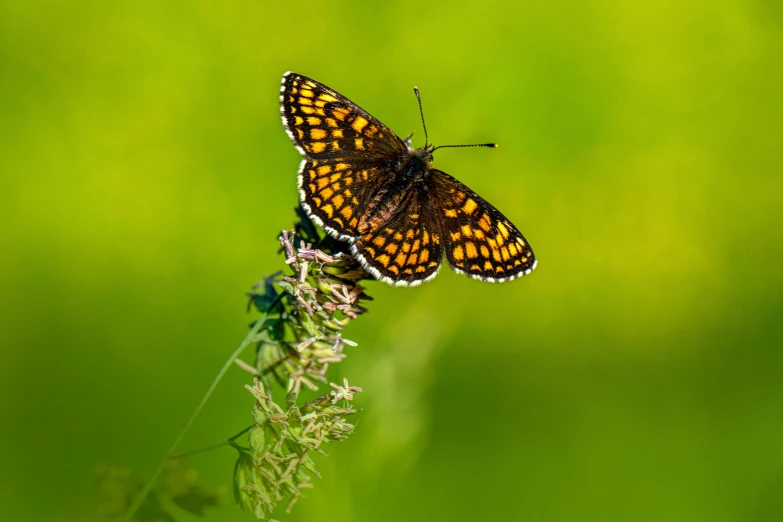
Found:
[279,71,536,286]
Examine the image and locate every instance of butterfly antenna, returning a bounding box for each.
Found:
[413,86,429,148]
[431,143,498,151]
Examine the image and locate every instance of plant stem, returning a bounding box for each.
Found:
[169,424,254,459]
[123,315,268,521]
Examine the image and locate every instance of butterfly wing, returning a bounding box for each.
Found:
[281,72,408,240]
[427,169,536,282]
[296,158,394,240]
[280,72,407,161]
[350,184,443,286]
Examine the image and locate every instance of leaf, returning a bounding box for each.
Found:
[95,464,177,522]
[233,452,254,509]
[135,493,177,522]
[171,485,223,517]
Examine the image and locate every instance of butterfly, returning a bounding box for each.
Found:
[279,71,536,286]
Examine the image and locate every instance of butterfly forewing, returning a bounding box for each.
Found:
[280,72,407,161]
[427,170,536,282]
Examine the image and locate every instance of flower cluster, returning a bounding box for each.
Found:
[234,378,363,518]
[234,209,372,518]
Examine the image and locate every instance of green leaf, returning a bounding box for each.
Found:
[171,484,223,516]
[233,452,253,509]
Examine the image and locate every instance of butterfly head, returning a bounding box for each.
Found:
[402,146,434,181]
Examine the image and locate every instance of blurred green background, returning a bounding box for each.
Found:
[2,0,782,521]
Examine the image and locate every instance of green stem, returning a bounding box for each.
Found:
[123,315,268,521]
[169,424,254,459]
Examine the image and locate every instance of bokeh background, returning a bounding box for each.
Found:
[2,0,782,521]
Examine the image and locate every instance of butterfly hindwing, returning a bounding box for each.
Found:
[298,158,391,240]
[280,72,407,161]
[427,170,536,282]
[350,188,443,286]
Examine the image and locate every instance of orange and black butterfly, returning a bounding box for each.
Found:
[279,72,536,286]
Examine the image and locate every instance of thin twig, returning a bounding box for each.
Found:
[168,424,255,459]
[122,314,269,521]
